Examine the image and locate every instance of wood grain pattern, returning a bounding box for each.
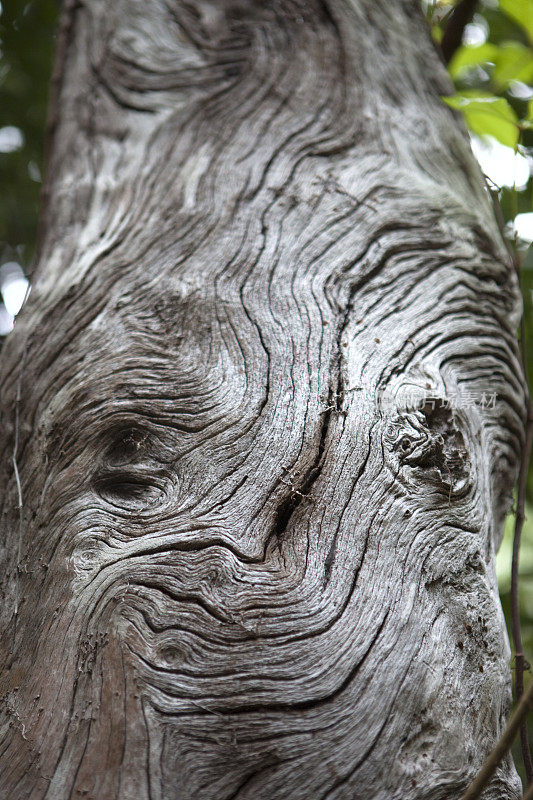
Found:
[0,1,526,797]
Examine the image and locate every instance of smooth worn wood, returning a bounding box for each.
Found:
[0,1,526,797]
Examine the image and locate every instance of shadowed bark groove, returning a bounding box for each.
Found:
[0,1,526,798]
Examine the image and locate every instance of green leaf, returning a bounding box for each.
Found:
[443,92,521,148]
[492,42,533,88]
[449,41,533,88]
[499,0,533,44]
[448,43,500,80]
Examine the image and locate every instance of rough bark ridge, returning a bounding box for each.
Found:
[0,1,526,798]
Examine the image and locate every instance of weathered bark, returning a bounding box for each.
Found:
[0,1,526,798]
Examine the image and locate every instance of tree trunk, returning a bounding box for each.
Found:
[0,1,526,798]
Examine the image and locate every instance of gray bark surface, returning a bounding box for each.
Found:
[0,1,526,798]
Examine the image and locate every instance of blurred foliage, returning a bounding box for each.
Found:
[0,0,57,269]
[0,0,532,783]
